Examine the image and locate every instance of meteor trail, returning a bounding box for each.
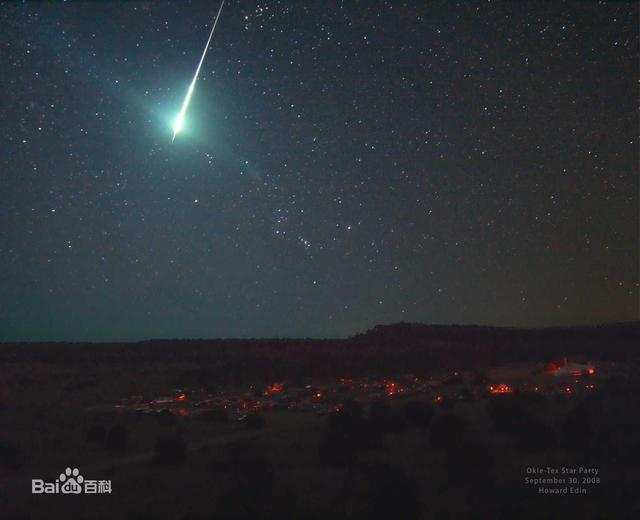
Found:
[172,0,225,142]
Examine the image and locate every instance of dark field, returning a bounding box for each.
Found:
[2,323,639,519]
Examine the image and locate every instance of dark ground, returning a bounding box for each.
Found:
[1,322,639,519]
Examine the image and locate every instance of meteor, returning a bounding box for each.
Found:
[172,0,225,142]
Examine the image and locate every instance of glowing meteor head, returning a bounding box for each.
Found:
[172,111,185,138]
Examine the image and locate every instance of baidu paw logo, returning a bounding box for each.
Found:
[32,466,111,494]
[58,467,84,494]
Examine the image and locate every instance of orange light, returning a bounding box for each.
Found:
[385,381,398,396]
[587,368,595,375]
[434,395,443,404]
[264,382,284,396]
[547,362,561,374]
[488,383,513,395]
[176,393,187,402]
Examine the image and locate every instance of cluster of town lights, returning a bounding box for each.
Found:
[488,383,514,395]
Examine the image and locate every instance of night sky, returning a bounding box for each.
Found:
[1,1,638,342]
